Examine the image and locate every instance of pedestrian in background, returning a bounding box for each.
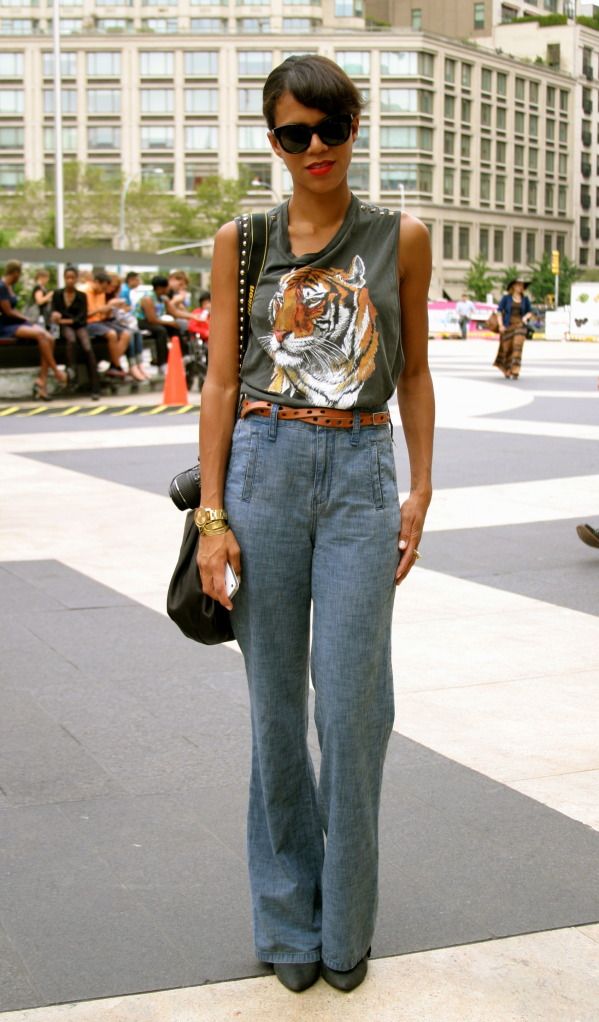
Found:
[494,277,533,379]
[456,293,474,340]
[197,54,434,995]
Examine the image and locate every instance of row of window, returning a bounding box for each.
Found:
[442,225,568,265]
[0,16,330,32]
[0,0,341,6]
[443,58,569,111]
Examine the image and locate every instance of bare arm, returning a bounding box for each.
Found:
[0,297,28,322]
[196,221,242,609]
[395,213,435,584]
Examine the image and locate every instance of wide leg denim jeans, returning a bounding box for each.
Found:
[224,408,400,972]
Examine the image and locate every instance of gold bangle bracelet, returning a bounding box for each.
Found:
[199,522,230,536]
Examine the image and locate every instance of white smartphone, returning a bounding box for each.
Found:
[224,562,240,599]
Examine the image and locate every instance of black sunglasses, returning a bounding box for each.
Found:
[272,114,353,155]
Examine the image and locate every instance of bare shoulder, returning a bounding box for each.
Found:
[398,213,431,278]
[214,219,239,255]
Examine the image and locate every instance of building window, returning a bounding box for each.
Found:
[335,51,370,76]
[238,51,272,76]
[444,131,454,157]
[238,125,267,150]
[545,183,554,212]
[558,121,567,144]
[88,125,121,149]
[380,51,432,77]
[443,168,454,198]
[461,63,472,89]
[238,88,262,113]
[474,2,485,28]
[481,68,492,93]
[140,125,174,149]
[515,111,525,135]
[544,232,553,254]
[190,18,227,32]
[481,137,491,163]
[461,134,471,160]
[185,125,218,150]
[141,163,174,190]
[459,226,469,260]
[546,85,555,108]
[0,126,23,148]
[348,163,369,191]
[379,162,432,193]
[96,19,131,32]
[497,72,507,97]
[381,126,432,150]
[523,231,535,263]
[514,178,523,209]
[480,173,491,203]
[184,51,218,76]
[335,0,355,14]
[0,52,24,77]
[513,230,522,263]
[354,126,370,150]
[558,152,567,175]
[444,95,455,119]
[529,147,538,171]
[140,52,173,76]
[496,177,506,206]
[579,248,588,266]
[381,88,418,113]
[515,77,525,102]
[185,88,218,113]
[444,58,456,84]
[496,141,506,165]
[460,170,470,201]
[497,107,506,131]
[0,164,24,189]
[0,89,24,114]
[559,89,568,113]
[43,126,77,152]
[241,18,272,32]
[528,181,537,211]
[87,89,120,114]
[529,81,539,105]
[411,8,422,29]
[479,227,489,259]
[42,52,76,77]
[185,160,218,192]
[87,52,121,77]
[514,144,524,168]
[140,90,173,114]
[558,186,567,213]
[443,224,453,259]
[546,150,555,174]
[546,118,555,142]
[494,230,504,263]
[461,98,471,124]
[43,89,77,115]
[244,161,272,191]
[529,114,538,139]
[143,18,179,32]
[481,103,492,128]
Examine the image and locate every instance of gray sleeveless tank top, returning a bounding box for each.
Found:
[240,193,403,410]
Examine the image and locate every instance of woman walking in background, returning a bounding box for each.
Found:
[494,277,533,379]
[197,55,434,994]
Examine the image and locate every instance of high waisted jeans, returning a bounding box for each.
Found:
[224,407,400,972]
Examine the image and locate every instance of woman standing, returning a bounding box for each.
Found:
[494,277,533,379]
[197,56,434,994]
[0,260,66,400]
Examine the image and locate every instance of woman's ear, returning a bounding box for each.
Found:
[267,130,283,159]
[351,116,360,143]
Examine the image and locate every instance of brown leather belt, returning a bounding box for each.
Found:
[240,400,390,429]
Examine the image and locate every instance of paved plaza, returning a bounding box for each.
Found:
[0,339,598,1021]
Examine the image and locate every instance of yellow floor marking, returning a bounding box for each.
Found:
[19,406,49,417]
[112,405,139,416]
[142,404,168,415]
[50,405,81,417]
[168,404,195,414]
[80,405,109,416]
[0,406,19,416]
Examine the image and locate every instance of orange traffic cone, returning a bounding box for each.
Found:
[162,335,188,406]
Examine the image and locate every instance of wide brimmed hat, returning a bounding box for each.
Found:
[506,278,530,290]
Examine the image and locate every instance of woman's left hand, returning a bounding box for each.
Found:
[395,491,431,585]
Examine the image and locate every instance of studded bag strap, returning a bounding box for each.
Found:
[235,211,269,374]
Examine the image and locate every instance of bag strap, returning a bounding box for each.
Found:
[235,211,269,373]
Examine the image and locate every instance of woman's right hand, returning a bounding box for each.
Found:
[197,528,242,610]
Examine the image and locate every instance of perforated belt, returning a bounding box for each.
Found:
[240,400,390,429]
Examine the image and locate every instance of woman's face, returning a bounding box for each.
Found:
[268,91,358,194]
[512,281,524,296]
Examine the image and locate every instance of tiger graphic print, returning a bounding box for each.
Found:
[256,255,380,408]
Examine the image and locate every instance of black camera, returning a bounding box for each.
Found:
[169,463,201,510]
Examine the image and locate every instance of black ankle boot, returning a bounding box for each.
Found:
[321,954,369,992]
[273,961,320,992]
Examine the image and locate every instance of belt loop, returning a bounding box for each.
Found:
[268,402,279,441]
[350,409,360,447]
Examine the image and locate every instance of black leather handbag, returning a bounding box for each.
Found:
[166,211,269,644]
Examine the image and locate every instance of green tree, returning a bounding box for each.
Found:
[497,264,520,294]
[165,171,251,246]
[528,250,581,306]
[464,255,496,301]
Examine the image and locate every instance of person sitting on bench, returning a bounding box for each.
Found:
[0,259,67,400]
[83,270,131,378]
[134,275,179,375]
[51,265,100,400]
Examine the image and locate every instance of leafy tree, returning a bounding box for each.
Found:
[528,250,581,306]
[0,180,53,246]
[164,171,251,246]
[464,255,496,301]
[497,264,520,294]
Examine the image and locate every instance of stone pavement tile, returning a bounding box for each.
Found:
[0,722,125,806]
[511,770,599,831]
[3,560,133,610]
[579,924,599,943]
[0,803,107,882]
[3,927,599,1022]
[0,871,196,1009]
[0,567,64,614]
[0,686,61,734]
[0,926,41,1014]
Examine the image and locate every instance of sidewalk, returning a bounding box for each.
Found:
[0,341,598,1021]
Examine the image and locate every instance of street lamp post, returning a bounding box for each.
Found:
[251,177,283,205]
[52,0,65,280]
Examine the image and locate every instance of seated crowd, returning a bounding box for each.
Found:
[0,260,211,401]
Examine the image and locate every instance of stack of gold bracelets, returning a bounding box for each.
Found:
[193,507,229,536]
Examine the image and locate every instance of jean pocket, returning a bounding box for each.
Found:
[369,439,384,510]
[241,432,259,502]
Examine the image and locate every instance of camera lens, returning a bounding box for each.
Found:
[169,464,201,510]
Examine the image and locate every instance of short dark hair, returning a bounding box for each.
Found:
[198,290,211,304]
[263,55,363,130]
[152,275,169,289]
[64,264,78,277]
[125,271,140,283]
[93,270,111,284]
